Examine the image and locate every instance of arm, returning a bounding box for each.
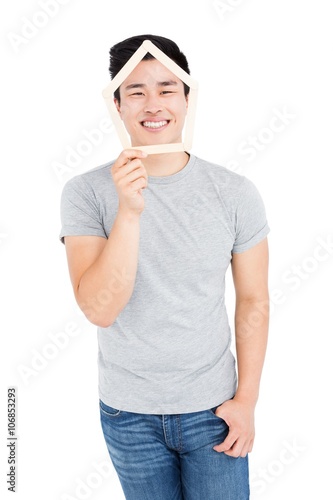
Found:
[213,237,269,457]
[64,210,140,328]
[63,149,148,328]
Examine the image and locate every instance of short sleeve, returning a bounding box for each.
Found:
[232,177,270,253]
[59,175,107,244]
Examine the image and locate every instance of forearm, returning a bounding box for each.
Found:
[77,209,140,327]
[234,297,269,406]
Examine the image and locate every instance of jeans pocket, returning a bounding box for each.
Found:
[208,405,229,435]
[209,404,227,425]
[99,399,121,417]
[209,404,220,417]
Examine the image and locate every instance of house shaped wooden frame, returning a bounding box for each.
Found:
[102,40,198,155]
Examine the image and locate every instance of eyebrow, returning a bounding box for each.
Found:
[124,80,179,91]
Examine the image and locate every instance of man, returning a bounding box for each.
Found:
[60,34,270,499]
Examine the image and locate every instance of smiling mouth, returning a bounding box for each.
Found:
[141,120,170,130]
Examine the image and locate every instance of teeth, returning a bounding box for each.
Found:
[142,120,168,129]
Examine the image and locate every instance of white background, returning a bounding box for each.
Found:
[1,0,332,498]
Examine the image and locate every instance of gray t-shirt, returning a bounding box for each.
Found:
[60,154,270,414]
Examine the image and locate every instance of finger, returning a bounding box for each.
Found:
[224,446,248,458]
[131,177,148,192]
[115,159,147,179]
[223,442,244,458]
[112,150,147,175]
[213,431,238,453]
[124,168,147,185]
[119,149,148,165]
[224,437,252,458]
[213,441,234,453]
[247,438,254,454]
[224,449,244,458]
[119,160,147,184]
[123,149,148,160]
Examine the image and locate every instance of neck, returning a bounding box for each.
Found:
[142,151,190,177]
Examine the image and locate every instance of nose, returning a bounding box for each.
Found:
[143,93,163,114]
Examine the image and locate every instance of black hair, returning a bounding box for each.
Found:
[109,34,190,102]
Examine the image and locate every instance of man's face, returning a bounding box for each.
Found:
[115,59,188,147]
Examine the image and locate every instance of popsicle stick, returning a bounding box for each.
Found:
[142,40,198,90]
[183,87,198,150]
[104,96,131,148]
[102,44,148,98]
[129,143,185,155]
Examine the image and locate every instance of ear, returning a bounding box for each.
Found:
[114,97,121,115]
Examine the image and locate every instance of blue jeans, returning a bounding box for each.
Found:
[99,399,249,499]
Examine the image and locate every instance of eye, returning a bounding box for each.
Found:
[160,91,175,95]
[130,92,144,96]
